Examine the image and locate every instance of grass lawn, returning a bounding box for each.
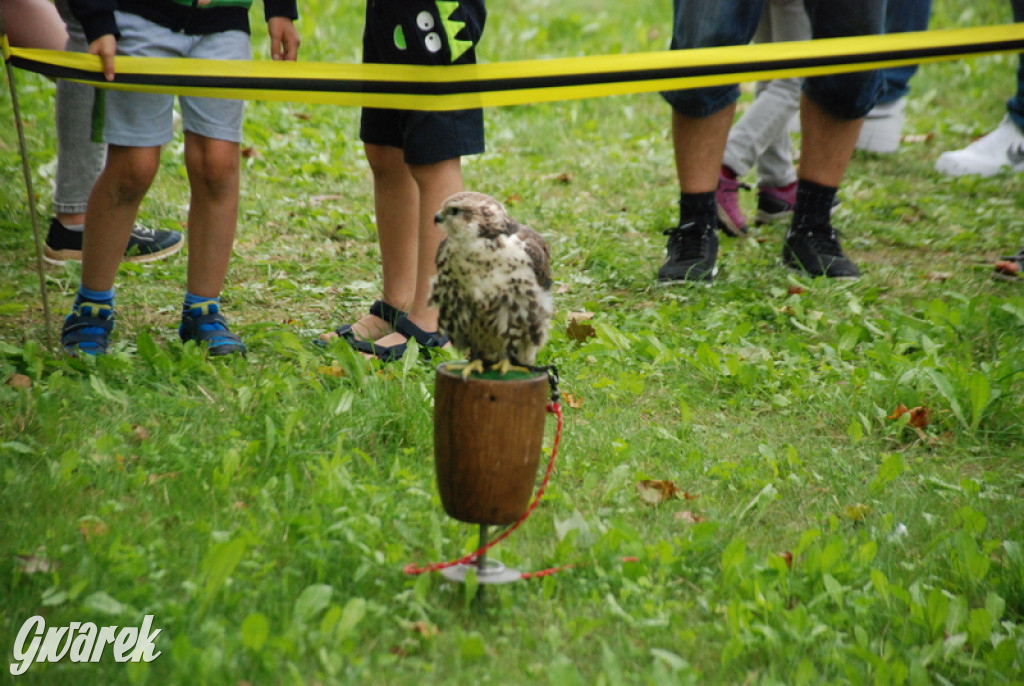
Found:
[2,0,1023,683]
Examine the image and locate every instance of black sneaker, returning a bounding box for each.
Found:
[657,221,719,283]
[755,187,841,227]
[782,224,860,279]
[44,218,184,266]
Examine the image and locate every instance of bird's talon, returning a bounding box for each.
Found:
[446,360,485,379]
[490,359,531,376]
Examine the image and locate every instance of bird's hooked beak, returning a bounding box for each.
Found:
[434,211,444,224]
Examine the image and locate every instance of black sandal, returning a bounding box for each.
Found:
[315,300,406,347]
[351,315,450,362]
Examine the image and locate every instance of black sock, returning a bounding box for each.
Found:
[678,191,717,227]
[792,179,838,229]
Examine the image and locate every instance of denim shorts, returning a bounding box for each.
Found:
[100,11,250,147]
[359,0,486,165]
[662,0,885,120]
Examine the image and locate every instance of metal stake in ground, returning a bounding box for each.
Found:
[0,21,56,352]
[439,524,522,585]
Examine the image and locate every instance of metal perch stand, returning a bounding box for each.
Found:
[432,363,550,586]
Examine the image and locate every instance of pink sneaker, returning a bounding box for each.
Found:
[716,169,749,237]
[754,182,797,227]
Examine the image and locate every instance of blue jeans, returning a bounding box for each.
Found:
[663,0,885,120]
[878,0,933,104]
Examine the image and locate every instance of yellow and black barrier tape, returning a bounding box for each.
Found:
[4,24,1024,110]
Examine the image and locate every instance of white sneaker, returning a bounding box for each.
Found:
[856,97,907,153]
[934,116,1024,177]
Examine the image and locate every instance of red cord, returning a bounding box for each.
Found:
[403,401,564,576]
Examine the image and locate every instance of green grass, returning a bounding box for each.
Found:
[2,0,1024,683]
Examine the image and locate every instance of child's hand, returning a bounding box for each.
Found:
[268,18,300,61]
[88,34,118,81]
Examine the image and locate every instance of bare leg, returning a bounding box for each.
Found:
[2,0,67,49]
[797,94,864,187]
[672,105,736,194]
[319,143,419,343]
[80,145,160,292]
[182,131,240,298]
[369,156,463,350]
[372,145,420,316]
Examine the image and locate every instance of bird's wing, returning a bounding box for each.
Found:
[516,223,552,290]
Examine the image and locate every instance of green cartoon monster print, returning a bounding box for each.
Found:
[392,1,474,62]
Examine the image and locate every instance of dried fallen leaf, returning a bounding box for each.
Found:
[240,146,259,159]
[6,374,31,389]
[566,311,596,343]
[563,393,584,409]
[505,193,523,205]
[637,479,681,505]
[907,406,930,429]
[541,172,573,184]
[787,285,806,295]
[132,424,151,442]
[888,403,908,419]
[556,282,571,295]
[673,510,706,524]
[926,271,953,282]
[778,551,794,569]
[888,404,929,428]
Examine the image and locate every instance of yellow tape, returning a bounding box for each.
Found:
[4,24,1024,110]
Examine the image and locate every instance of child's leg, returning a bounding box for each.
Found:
[80,144,162,292]
[183,131,241,298]
[369,144,418,317]
[62,144,158,355]
[176,131,246,356]
[318,143,420,344]
[369,156,463,350]
[172,29,249,356]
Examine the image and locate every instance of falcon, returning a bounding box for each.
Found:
[430,192,553,377]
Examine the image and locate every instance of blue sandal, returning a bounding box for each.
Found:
[61,302,115,356]
[315,299,407,348]
[351,315,450,362]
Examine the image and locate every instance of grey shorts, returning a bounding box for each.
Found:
[100,11,250,147]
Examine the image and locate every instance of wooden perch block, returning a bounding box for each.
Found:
[433,363,549,525]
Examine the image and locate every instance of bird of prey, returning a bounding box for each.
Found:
[430,191,553,377]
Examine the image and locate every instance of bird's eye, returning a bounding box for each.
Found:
[449,208,460,216]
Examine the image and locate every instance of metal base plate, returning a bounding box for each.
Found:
[440,560,522,584]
